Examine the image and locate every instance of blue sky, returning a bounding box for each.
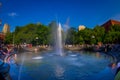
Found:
[0,0,120,31]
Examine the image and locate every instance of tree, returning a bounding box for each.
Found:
[93,25,105,43]
[80,28,95,44]
[4,33,13,44]
[65,27,77,44]
[77,35,84,44]
[104,25,120,43]
[13,23,51,45]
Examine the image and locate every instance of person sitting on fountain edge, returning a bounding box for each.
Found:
[115,62,120,80]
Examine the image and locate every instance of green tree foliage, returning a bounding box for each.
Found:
[65,27,77,44]
[4,22,120,45]
[77,35,84,44]
[93,26,105,43]
[82,28,96,44]
[110,24,120,32]
[4,33,13,44]
[13,23,50,45]
[92,24,120,44]
[104,25,120,43]
[48,21,57,45]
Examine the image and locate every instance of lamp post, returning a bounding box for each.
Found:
[34,37,38,52]
[91,35,95,39]
[91,35,95,45]
[36,37,38,46]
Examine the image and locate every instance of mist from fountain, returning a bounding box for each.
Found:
[18,53,26,80]
[55,23,63,56]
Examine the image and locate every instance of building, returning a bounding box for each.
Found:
[0,23,10,43]
[2,23,10,34]
[0,32,5,43]
[78,25,86,31]
[102,19,120,31]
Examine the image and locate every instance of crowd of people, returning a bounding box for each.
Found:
[0,44,17,63]
[99,44,120,80]
[0,44,17,80]
[0,43,120,79]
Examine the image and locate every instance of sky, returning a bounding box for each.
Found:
[0,0,120,31]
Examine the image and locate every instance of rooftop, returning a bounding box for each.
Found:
[102,19,120,31]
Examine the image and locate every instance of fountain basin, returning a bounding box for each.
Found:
[10,51,115,80]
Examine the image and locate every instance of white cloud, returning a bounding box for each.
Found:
[0,2,2,6]
[8,12,18,17]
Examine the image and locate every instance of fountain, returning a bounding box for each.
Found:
[55,23,63,56]
[49,21,63,56]
[9,21,115,80]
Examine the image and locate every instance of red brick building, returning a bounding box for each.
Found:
[0,32,5,43]
[102,19,120,31]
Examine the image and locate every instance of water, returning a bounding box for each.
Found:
[10,51,115,80]
[18,53,26,80]
[56,23,63,56]
[9,21,115,80]
[50,21,63,56]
